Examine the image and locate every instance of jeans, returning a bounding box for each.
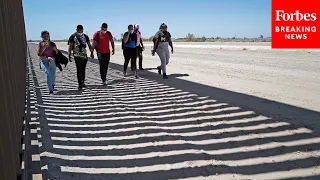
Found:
[74,57,88,86]
[98,52,110,82]
[40,59,56,91]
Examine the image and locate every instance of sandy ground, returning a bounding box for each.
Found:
[28,42,320,180]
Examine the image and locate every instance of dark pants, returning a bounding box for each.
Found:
[133,46,143,69]
[74,57,88,86]
[123,47,137,72]
[98,52,110,82]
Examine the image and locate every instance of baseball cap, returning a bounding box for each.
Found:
[160,23,167,28]
[134,24,140,29]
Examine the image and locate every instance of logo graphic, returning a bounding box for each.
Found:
[272,0,320,48]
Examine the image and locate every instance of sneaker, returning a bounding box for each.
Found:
[139,68,145,70]
[123,71,127,77]
[49,91,54,95]
[135,71,138,79]
[163,73,168,79]
[78,85,83,90]
[102,80,107,86]
[157,66,161,75]
[82,84,87,88]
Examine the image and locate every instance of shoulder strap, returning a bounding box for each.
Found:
[74,33,84,45]
[96,31,100,49]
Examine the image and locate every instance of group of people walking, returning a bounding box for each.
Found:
[37,23,174,94]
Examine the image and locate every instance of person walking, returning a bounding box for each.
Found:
[91,23,115,85]
[68,25,93,90]
[122,24,138,78]
[134,24,145,70]
[37,30,58,95]
[152,23,174,79]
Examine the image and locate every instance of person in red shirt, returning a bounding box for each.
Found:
[91,23,115,85]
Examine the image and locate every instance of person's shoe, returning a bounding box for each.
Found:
[78,85,83,90]
[139,68,144,70]
[134,71,138,79]
[163,73,168,79]
[157,66,161,75]
[49,91,54,95]
[102,80,107,86]
[82,83,87,88]
[123,71,127,77]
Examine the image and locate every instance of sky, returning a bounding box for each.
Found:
[22,0,271,40]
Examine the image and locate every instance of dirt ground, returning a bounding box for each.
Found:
[29,42,320,180]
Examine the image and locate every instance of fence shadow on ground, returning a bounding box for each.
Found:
[30,46,320,180]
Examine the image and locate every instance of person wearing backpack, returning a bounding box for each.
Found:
[122,24,138,78]
[37,30,58,95]
[68,25,93,90]
[152,23,174,79]
[91,23,115,85]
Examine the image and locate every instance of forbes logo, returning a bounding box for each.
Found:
[275,10,317,21]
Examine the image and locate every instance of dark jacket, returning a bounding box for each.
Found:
[53,50,68,71]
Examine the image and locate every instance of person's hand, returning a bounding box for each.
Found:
[151,50,155,56]
[53,46,57,51]
[171,48,174,54]
[40,42,47,51]
[142,46,145,51]
[112,49,115,55]
[90,52,94,59]
[68,55,72,62]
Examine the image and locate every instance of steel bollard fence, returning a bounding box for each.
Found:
[0,0,27,179]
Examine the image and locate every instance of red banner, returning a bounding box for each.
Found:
[272,0,320,48]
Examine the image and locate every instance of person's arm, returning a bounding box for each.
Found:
[169,38,173,52]
[110,36,115,54]
[140,37,144,47]
[86,35,93,54]
[38,42,47,57]
[68,35,74,61]
[168,32,173,53]
[68,42,73,61]
[91,32,97,52]
[123,32,130,43]
[152,32,159,54]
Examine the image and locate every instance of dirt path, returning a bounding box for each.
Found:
[29,43,320,180]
